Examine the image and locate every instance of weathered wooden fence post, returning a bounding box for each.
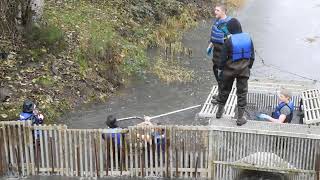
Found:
[0,124,5,176]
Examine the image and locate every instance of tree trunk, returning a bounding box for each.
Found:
[0,0,40,39]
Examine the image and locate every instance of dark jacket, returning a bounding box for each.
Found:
[212,43,224,64]
[218,37,255,78]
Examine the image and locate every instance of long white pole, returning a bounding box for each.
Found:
[116,104,202,121]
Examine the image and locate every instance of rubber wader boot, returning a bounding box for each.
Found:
[216,105,224,119]
[211,95,218,104]
[236,108,247,126]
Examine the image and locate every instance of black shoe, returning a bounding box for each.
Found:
[236,108,247,126]
[236,117,247,126]
[212,95,218,99]
[211,99,218,105]
[216,105,224,119]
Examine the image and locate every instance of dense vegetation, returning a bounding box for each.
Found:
[0,0,242,122]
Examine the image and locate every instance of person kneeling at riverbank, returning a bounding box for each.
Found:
[18,99,44,125]
[103,115,165,146]
[257,88,294,123]
[103,115,123,143]
[215,18,255,126]
[103,115,167,167]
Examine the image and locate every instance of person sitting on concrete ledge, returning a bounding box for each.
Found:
[257,88,294,123]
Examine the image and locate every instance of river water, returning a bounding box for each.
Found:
[240,0,320,81]
[6,0,320,179]
[61,0,320,130]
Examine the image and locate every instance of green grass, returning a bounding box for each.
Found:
[32,76,55,87]
[152,56,194,84]
[76,50,88,77]
[43,0,149,77]
[43,0,201,78]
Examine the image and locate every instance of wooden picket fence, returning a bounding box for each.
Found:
[1,119,320,179]
[0,121,211,178]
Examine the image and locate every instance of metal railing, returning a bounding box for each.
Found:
[209,119,320,180]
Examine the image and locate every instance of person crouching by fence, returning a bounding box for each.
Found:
[214,18,255,126]
[135,116,168,167]
[19,99,44,125]
[257,88,294,123]
[18,99,44,137]
[103,115,168,168]
[103,115,126,170]
[103,115,123,142]
[18,99,44,152]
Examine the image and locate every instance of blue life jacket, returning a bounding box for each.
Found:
[102,129,122,145]
[111,133,122,145]
[153,132,165,145]
[210,16,232,44]
[230,33,252,62]
[19,112,43,138]
[152,132,166,156]
[272,101,294,123]
[19,112,43,125]
[19,112,33,120]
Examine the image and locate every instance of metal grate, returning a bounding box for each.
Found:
[198,85,237,118]
[199,79,316,120]
[302,89,320,125]
[248,78,316,95]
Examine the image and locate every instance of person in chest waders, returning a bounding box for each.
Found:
[215,18,255,126]
[207,4,232,103]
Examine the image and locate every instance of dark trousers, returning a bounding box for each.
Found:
[217,75,249,109]
[213,64,222,93]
